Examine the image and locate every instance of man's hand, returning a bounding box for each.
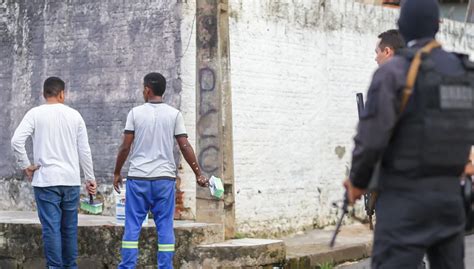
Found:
[465,162,474,176]
[343,179,366,204]
[196,175,209,187]
[85,180,97,195]
[113,133,133,194]
[24,164,40,181]
[113,174,123,193]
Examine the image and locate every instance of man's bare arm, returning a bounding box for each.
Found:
[113,133,134,192]
[176,136,200,175]
[176,136,208,187]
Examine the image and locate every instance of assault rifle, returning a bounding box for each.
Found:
[329,93,375,248]
[356,93,377,230]
[329,190,365,248]
[329,191,348,248]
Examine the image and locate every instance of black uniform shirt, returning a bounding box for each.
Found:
[349,38,465,189]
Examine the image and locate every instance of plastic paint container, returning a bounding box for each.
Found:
[115,179,149,226]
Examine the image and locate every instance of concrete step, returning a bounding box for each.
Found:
[283,224,373,268]
[181,238,286,268]
[0,211,224,268]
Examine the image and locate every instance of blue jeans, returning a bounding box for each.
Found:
[119,179,176,269]
[34,186,80,269]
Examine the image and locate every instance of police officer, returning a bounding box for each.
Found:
[375,29,405,66]
[344,0,474,268]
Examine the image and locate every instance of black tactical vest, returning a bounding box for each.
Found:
[381,49,474,179]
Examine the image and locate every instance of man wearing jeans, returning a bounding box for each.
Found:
[113,72,208,268]
[11,77,97,269]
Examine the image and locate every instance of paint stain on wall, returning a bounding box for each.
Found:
[334,145,346,159]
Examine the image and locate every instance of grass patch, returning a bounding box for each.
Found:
[233,232,250,239]
[318,261,334,269]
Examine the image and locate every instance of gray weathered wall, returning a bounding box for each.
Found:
[0,0,183,210]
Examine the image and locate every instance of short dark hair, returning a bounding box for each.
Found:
[43,77,65,98]
[378,29,405,52]
[144,72,166,96]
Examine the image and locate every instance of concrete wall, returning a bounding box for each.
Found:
[177,1,199,220]
[1,0,474,236]
[228,0,474,236]
[0,0,184,212]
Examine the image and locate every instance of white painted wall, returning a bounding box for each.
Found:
[179,0,474,235]
[177,1,198,220]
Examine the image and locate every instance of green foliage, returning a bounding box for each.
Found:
[233,232,249,239]
[318,261,334,269]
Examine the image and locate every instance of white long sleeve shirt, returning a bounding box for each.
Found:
[11,103,95,187]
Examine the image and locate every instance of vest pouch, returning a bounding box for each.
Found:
[420,109,472,177]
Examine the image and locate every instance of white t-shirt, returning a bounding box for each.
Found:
[125,102,187,179]
[11,103,95,187]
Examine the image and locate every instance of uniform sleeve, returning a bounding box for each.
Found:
[11,110,35,169]
[124,109,134,134]
[349,64,402,189]
[77,114,95,181]
[174,112,187,137]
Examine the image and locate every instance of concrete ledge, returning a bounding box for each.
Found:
[0,212,374,268]
[285,242,372,268]
[0,211,224,268]
[188,238,286,268]
[283,224,373,268]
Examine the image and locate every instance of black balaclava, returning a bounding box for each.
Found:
[397,0,440,43]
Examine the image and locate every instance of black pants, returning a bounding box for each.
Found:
[371,189,465,269]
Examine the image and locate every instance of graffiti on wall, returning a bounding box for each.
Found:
[196,5,221,177]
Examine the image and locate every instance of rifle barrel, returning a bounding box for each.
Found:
[329,192,349,248]
[329,211,346,248]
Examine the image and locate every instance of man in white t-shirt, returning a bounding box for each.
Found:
[113,72,208,269]
[11,77,97,269]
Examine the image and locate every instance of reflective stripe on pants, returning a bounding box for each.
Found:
[118,179,176,269]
